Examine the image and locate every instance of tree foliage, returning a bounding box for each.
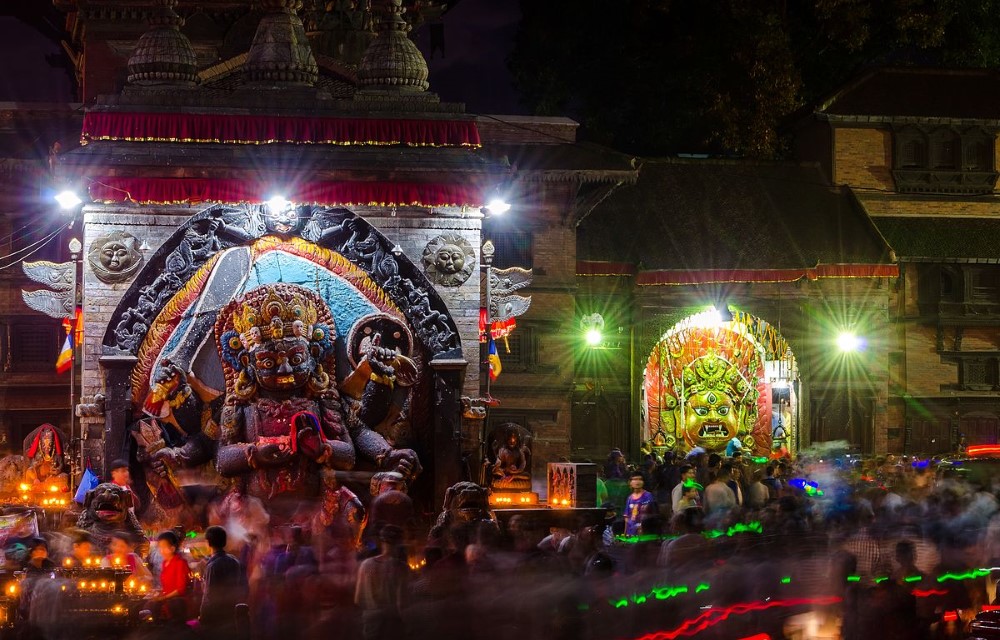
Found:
[508,0,1000,158]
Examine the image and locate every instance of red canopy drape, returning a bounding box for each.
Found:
[81,111,481,147]
[88,177,485,208]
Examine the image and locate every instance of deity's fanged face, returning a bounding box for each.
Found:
[683,389,739,451]
[435,245,466,274]
[250,337,315,391]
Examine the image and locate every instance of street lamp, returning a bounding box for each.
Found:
[55,190,83,210]
[484,198,511,216]
[837,332,864,353]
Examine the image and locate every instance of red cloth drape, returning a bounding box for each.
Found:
[633,264,899,285]
[81,112,481,147]
[88,177,485,208]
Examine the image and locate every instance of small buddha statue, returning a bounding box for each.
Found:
[491,426,532,491]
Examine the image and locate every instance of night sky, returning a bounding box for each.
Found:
[0,0,526,114]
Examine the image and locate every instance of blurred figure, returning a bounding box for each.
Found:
[604,449,626,480]
[200,525,248,639]
[104,531,153,583]
[151,530,191,621]
[624,473,656,536]
[703,462,737,518]
[670,465,696,513]
[355,525,408,640]
[747,469,769,509]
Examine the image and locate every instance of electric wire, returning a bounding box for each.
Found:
[0,221,72,271]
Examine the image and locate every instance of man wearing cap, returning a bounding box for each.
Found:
[355,525,408,640]
[110,459,141,514]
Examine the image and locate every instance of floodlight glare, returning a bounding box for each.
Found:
[266,195,291,212]
[485,198,511,215]
[585,329,603,346]
[837,332,862,353]
[55,190,82,210]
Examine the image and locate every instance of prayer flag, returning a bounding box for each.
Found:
[488,338,502,380]
[55,331,73,373]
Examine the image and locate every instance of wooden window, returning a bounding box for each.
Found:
[901,139,926,168]
[10,320,60,371]
[490,231,533,269]
[930,130,959,169]
[971,268,1000,300]
[964,139,991,171]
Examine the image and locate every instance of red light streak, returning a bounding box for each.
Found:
[943,611,958,622]
[967,445,1000,457]
[629,597,842,640]
[912,589,948,598]
[738,635,772,640]
[982,605,1000,612]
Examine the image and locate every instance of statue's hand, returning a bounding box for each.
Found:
[296,428,325,461]
[254,443,293,467]
[383,448,422,480]
[150,450,175,479]
[366,345,397,380]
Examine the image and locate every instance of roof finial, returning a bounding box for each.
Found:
[245,0,319,86]
[127,0,199,87]
[357,0,429,92]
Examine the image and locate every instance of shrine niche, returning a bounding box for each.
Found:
[421,233,476,287]
[23,424,68,492]
[88,231,144,284]
[641,308,798,456]
[99,204,463,532]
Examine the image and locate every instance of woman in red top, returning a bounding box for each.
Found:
[153,530,191,620]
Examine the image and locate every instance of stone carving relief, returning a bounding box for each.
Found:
[88,231,144,284]
[106,205,459,358]
[421,233,475,287]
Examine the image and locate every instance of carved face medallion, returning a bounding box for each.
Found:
[422,233,476,287]
[435,245,466,274]
[683,389,739,451]
[250,337,315,391]
[88,232,143,284]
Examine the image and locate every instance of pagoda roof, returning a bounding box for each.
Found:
[578,159,895,281]
[817,67,1000,122]
[870,215,1000,262]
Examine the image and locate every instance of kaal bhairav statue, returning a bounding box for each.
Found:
[212,283,421,518]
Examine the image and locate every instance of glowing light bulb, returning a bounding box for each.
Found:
[837,332,863,353]
[585,329,602,346]
[55,190,82,210]
[485,198,511,215]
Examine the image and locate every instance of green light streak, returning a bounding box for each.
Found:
[846,576,861,582]
[904,576,922,583]
[937,569,990,582]
[874,576,889,584]
[695,583,710,593]
[780,576,791,584]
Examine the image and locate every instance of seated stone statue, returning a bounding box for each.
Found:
[490,424,532,491]
[23,424,68,491]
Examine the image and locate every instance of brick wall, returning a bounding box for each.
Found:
[904,325,958,396]
[833,127,893,190]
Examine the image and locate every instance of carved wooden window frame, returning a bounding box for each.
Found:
[892,124,998,194]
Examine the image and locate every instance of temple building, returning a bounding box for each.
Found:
[2,5,1000,512]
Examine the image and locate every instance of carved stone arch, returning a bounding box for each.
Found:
[103,204,462,360]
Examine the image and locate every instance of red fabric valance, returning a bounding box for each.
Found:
[81,111,481,147]
[89,177,485,208]
[576,260,638,276]
[634,264,899,285]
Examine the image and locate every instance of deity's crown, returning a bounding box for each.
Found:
[681,352,756,405]
[232,287,318,340]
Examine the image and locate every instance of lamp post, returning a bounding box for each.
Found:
[68,237,81,490]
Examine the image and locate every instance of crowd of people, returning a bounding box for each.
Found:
[8,443,1000,639]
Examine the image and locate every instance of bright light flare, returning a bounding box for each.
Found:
[585,329,603,346]
[836,332,863,353]
[485,198,511,215]
[266,195,291,212]
[55,190,82,210]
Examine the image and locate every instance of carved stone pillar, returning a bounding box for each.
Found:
[99,355,138,478]
[430,356,466,508]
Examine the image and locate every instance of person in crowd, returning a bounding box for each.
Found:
[671,464,697,513]
[23,538,54,574]
[151,530,191,621]
[355,525,409,640]
[703,462,737,518]
[604,449,627,480]
[747,469,770,509]
[103,531,153,584]
[726,462,745,507]
[65,529,94,567]
[676,479,702,511]
[109,458,141,513]
[200,525,248,638]
[624,472,656,536]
